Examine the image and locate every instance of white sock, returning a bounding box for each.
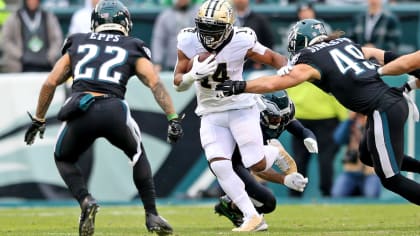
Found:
[210,160,258,219]
[262,145,280,171]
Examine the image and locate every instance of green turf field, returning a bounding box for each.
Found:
[0,203,419,235]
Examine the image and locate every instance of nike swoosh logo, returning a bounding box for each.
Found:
[195,72,205,76]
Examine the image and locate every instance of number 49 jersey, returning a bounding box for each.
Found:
[62,32,151,98]
[177,27,268,116]
[291,37,392,114]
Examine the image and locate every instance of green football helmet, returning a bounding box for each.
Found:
[287,18,327,56]
[91,0,132,36]
[260,90,295,138]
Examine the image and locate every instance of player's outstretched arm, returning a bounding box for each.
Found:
[380,50,420,76]
[135,58,184,143]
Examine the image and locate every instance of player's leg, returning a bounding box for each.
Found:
[401,155,420,173]
[104,100,173,234]
[202,111,266,232]
[369,103,420,205]
[289,129,311,197]
[54,113,100,236]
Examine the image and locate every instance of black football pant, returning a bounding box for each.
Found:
[360,98,420,205]
[54,98,158,213]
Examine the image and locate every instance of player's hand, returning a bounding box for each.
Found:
[303,138,318,154]
[277,65,292,76]
[189,54,217,81]
[284,172,308,192]
[167,114,184,144]
[24,112,46,145]
[215,80,246,98]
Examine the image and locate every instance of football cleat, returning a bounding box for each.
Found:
[146,213,173,235]
[268,139,297,175]
[214,195,244,227]
[79,195,100,236]
[232,214,268,232]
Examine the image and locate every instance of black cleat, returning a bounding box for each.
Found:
[146,213,173,235]
[79,195,100,236]
[214,195,244,227]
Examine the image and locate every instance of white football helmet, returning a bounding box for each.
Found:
[195,0,235,50]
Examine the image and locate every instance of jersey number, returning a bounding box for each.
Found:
[74,44,127,83]
[329,45,376,75]
[200,63,229,89]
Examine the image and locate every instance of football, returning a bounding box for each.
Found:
[187,52,214,71]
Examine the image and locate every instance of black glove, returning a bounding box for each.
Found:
[215,80,246,97]
[167,114,184,144]
[24,112,46,145]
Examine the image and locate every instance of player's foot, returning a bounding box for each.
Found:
[79,195,100,236]
[232,214,268,232]
[146,212,173,235]
[268,138,297,175]
[214,195,244,227]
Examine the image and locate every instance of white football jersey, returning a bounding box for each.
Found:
[177,26,268,116]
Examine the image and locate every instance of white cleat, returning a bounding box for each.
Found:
[268,139,297,175]
[232,214,268,232]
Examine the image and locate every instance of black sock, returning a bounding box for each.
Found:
[55,158,89,206]
[133,145,158,215]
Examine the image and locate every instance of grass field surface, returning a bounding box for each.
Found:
[0,203,419,235]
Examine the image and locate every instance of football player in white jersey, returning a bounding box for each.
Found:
[173,0,306,232]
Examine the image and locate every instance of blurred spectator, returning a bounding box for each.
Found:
[68,0,100,35]
[1,0,63,72]
[280,2,331,55]
[331,112,381,198]
[286,2,348,198]
[232,0,274,71]
[151,0,198,72]
[346,0,401,52]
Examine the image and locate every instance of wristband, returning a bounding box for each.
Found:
[174,73,196,92]
[384,51,399,64]
[167,113,179,121]
[377,67,383,76]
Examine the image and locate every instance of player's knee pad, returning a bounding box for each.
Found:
[210,159,235,180]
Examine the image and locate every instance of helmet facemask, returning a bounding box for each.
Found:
[195,19,232,50]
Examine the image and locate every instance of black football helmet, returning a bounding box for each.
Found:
[260,90,295,138]
[287,18,327,56]
[91,0,132,36]
[195,0,235,50]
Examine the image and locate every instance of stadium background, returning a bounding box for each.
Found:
[0,2,419,203]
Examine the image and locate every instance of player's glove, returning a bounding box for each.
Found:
[175,54,217,92]
[284,172,308,192]
[215,80,246,98]
[277,65,293,76]
[167,114,184,144]
[24,111,46,145]
[303,138,318,154]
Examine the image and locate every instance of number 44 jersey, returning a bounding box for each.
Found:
[62,32,151,99]
[177,27,267,116]
[290,37,394,115]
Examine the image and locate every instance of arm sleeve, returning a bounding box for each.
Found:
[286,120,316,141]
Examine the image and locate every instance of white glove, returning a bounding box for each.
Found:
[277,65,293,76]
[303,138,318,153]
[284,172,308,192]
[175,54,217,92]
